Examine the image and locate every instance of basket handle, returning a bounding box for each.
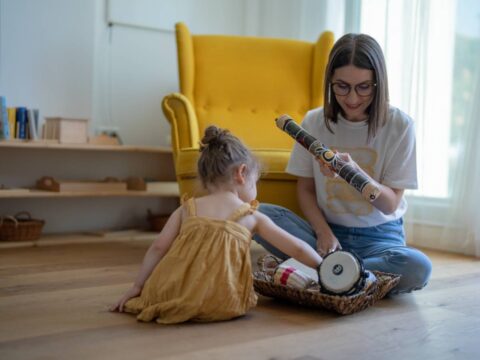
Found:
[257,254,283,275]
[14,211,32,220]
[0,216,19,227]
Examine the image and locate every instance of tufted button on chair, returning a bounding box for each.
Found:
[162,22,334,214]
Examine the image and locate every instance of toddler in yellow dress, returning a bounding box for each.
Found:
[110,125,323,324]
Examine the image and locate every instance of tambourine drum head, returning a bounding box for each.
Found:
[319,251,363,294]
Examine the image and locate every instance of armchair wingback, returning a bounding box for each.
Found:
[162,22,334,214]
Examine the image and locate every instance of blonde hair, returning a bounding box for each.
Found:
[198,126,259,189]
[323,33,389,142]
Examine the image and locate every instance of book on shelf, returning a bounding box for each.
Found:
[0,96,10,140]
[7,107,16,138]
[0,100,41,141]
[15,107,28,139]
[27,109,39,140]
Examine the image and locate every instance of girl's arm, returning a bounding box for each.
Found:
[297,176,341,255]
[254,212,323,268]
[110,206,182,312]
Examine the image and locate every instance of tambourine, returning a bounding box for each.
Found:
[318,250,374,296]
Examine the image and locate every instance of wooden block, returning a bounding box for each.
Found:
[145,181,168,192]
[126,177,146,191]
[126,177,166,192]
[36,176,127,192]
[0,188,31,196]
[83,229,146,238]
[88,134,121,146]
[44,117,88,144]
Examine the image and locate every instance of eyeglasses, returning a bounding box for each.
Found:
[330,81,377,97]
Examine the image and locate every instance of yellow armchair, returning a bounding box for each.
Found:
[162,22,334,214]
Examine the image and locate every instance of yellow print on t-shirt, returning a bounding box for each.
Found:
[325,147,377,216]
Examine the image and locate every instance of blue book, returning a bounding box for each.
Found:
[16,107,28,139]
[0,96,10,140]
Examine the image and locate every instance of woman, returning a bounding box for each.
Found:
[255,33,432,294]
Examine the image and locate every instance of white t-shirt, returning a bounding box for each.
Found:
[286,106,418,227]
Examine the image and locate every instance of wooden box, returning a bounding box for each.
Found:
[44,117,89,144]
[147,210,170,232]
[126,177,165,192]
[36,176,127,193]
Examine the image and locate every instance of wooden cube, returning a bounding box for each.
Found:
[44,117,88,144]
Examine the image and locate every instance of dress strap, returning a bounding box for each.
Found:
[227,200,259,222]
[180,193,190,205]
[183,197,196,217]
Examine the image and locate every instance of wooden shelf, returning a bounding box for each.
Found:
[0,230,158,249]
[0,182,179,198]
[0,140,172,153]
[1,140,178,235]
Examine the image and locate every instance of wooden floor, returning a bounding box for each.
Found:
[1,240,479,360]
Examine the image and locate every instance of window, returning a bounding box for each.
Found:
[450,0,480,196]
[354,0,480,230]
[358,0,459,199]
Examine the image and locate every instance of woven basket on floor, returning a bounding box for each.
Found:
[253,255,401,315]
[0,211,45,242]
[147,210,170,232]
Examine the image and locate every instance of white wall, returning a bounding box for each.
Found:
[1,0,342,147]
[0,0,96,122]
[0,0,344,233]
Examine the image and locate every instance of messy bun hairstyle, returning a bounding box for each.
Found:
[198,125,259,189]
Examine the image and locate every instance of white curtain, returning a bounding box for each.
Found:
[452,71,480,255]
[359,0,480,256]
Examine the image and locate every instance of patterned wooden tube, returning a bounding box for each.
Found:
[275,114,381,202]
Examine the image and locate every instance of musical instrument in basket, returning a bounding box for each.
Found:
[318,250,375,296]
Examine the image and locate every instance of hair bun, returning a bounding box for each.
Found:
[200,125,230,151]
[197,124,259,189]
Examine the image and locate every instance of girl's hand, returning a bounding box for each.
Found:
[109,285,142,313]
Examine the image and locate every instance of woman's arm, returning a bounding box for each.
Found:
[371,184,404,214]
[297,177,341,255]
[110,206,182,312]
[254,211,323,268]
[318,155,404,214]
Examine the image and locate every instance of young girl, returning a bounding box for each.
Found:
[254,33,432,295]
[110,126,323,323]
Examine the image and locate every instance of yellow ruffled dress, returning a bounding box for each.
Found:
[124,198,258,324]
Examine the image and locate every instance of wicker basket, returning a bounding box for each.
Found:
[147,210,170,232]
[253,255,401,315]
[0,211,45,242]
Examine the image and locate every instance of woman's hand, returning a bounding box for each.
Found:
[315,230,342,257]
[317,158,338,178]
[109,285,142,313]
[316,152,357,178]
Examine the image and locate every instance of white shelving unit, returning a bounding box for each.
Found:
[0,140,180,241]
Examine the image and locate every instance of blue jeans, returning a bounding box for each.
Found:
[254,204,432,294]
